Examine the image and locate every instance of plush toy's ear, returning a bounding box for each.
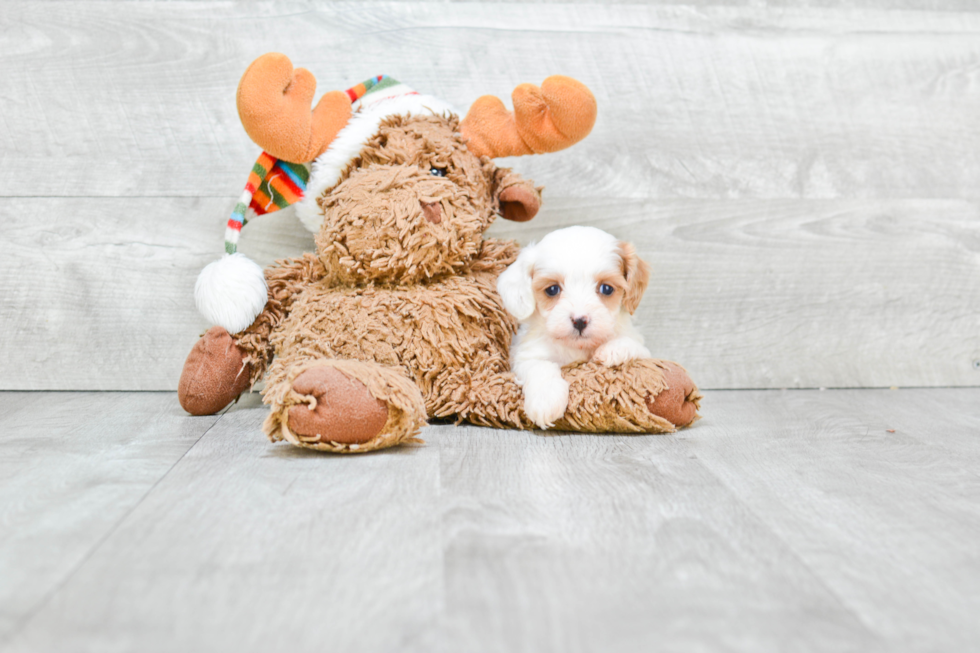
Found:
[498,184,540,223]
[620,241,651,315]
[497,244,537,320]
[492,168,541,223]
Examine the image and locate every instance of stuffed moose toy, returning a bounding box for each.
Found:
[178,53,701,452]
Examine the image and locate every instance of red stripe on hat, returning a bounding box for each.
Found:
[226,218,243,232]
[250,189,271,214]
[272,170,304,199]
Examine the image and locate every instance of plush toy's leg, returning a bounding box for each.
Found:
[262,359,427,453]
[458,359,701,434]
[178,326,252,416]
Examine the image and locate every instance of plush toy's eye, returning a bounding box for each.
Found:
[430,167,447,177]
[545,284,561,297]
[599,283,615,296]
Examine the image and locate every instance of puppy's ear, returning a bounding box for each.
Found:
[620,241,651,315]
[497,244,537,320]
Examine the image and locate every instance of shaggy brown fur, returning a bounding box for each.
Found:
[180,113,701,452]
[316,116,510,285]
[236,253,326,385]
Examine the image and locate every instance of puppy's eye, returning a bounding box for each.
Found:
[544,284,561,297]
[599,283,615,296]
[430,167,447,177]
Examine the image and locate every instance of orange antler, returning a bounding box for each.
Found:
[460,76,597,159]
[236,53,352,164]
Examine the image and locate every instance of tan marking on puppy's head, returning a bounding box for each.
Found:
[618,242,651,315]
[531,272,565,314]
[594,271,628,313]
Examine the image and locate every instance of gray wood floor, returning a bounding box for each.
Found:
[2,389,978,653]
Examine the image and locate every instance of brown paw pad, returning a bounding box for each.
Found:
[287,367,389,445]
[645,364,699,428]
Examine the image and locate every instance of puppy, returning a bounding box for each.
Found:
[497,226,652,429]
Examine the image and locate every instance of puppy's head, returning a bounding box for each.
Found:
[497,226,651,350]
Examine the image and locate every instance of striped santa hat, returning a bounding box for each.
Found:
[195,75,455,334]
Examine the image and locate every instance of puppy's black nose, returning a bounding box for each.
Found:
[572,317,589,334]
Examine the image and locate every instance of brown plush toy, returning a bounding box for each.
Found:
[179,53,701,452]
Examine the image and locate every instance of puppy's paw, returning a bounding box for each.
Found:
[593,338,651,368]
[523,378,570,429]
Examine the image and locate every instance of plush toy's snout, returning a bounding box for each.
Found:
[420,200,442,224]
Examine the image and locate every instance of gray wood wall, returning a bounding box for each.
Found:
[2,1,978,390]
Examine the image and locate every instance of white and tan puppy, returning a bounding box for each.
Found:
[497,226,652,429]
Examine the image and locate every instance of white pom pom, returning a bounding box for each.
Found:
[194,253,268,333]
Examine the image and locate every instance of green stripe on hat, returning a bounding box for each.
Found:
[279,160,310,185]
[365,76,400,96]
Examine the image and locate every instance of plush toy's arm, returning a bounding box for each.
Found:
[179,254,325,416]
[235,253,327,383]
